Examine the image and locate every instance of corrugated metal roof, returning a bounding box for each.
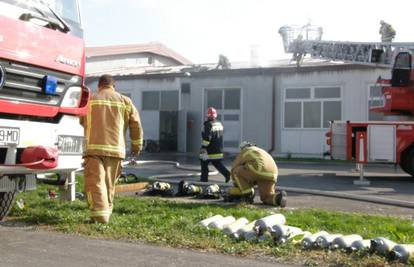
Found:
[86,42,192,65]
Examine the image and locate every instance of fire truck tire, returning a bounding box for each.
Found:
[0,191,17,221]
[400,147,414,176]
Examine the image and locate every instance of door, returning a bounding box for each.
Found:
[204,88,241,153]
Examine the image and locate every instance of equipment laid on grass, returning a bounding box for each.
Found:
[388,244,414,263]
[223,217,249,236]
[254,214,286,235]
[370,237,397,255]
[207,216,236,230]
[269,225,304,244]
[347,239,371,253]
[143,181,175,197]
[302,231,329,249]
[330,234,363,250]
[233,220,257,240]
[200,215,224,228]
[316,234,344,249]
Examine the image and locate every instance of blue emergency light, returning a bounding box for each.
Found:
[42,75,58,95]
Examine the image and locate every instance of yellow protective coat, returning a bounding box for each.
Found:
[80,86,143,223]
[230,146,278,205]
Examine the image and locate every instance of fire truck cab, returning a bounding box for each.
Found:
[0,0,89,220]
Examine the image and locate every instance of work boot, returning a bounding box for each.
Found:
[275,190,287,208]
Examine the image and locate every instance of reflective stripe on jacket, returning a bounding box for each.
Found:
[80,86,143,159]
[231,146,278,181]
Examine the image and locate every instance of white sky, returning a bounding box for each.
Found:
[82,0,413,64]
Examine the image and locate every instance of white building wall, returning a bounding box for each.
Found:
[276,68,388,157]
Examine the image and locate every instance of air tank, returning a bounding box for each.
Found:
[269,225,303,243]
[223,217,249,236]
[232,220,257,240]
[152,181,171,191]
[330,234,363,250]
[301,231,329,249]
[254,214,286,235]
[370,237,396,255]
[315,234,343,249]
[347,239,371,253]
[208,216,236,229]
[388,244,414,263]
[200,215,223,228]
[279,231,311,244]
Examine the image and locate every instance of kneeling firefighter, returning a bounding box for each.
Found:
[228,142,287,207]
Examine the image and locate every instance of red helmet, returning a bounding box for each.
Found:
[207,107,217,119]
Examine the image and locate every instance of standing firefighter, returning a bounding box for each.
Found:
[228,142,287,207]
[379,20,396,42]
[80,75,143,223]
[199,107,230,182]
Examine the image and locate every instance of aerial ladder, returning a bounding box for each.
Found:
[279,24,414,179]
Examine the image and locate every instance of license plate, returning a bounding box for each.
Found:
[0,127,20,146]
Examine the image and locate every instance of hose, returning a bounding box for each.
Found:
[277,186,414,209]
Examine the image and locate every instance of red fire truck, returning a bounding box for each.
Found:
[0,0,89,220]
[279,25,414,177]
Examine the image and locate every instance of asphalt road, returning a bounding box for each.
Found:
[0,224,292,267]
[125,154,414,218]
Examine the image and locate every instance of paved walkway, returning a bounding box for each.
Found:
[0,225,293,267]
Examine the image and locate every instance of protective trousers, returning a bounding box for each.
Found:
[84,156,122,223]
[231,165,277,205]
[200,159,230,182]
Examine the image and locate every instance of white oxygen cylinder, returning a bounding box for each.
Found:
[200,215,223,228]
[208,216,236,229]
[388,244,414,263]
[254,214,286,235]
[302,231,329,249]
[330,234,363,250]
[348,239,371,252]
[315,234,343,249]
[370,237,396,255]
[279,231,311,244]
[223,217,249,236]
[233,220,257,241]
[270,225,303,243]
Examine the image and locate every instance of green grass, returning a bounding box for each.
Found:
[8,179,414,267]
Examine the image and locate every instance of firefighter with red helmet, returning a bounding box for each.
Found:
[200,107,230,182]
[227,141,287,207]
[80,75,143,223]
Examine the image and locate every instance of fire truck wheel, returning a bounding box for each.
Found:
[0,191,17,221]
[400,147,414,176]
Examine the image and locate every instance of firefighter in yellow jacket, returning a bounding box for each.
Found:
[80,75,143,223]
[228,141,287,207]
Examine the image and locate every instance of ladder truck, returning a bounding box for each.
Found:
[0,0,89,220]
[279,25,414,178]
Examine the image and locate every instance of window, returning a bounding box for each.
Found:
[286,88,310,99]
[284,86,341,128]
[224,89,241,109]
[303,102,321,128]
[284,102,301,128]
[142,90,179,111]
[368,85,384,121]
[161,91,179,110]
[142,91,159,110]
[206,89,222,109]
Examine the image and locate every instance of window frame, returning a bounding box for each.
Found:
[283,86,342,129]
